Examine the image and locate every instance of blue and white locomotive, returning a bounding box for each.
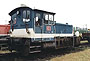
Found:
[9,6,80,55]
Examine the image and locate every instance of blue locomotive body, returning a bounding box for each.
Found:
[8,6,79,55]
[9,7,73,41]
[55,23,73,34]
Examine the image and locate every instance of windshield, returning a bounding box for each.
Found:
[44,13,54,24]
[23,10,30,22]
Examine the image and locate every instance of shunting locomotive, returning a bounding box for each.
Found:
[8,6,80,55]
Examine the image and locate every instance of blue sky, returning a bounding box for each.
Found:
[0,0,90,28]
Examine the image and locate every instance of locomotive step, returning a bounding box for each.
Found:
[29,50,41,53]
[30,46,41,48]
[0,43,7,46]
[1,47,8,50]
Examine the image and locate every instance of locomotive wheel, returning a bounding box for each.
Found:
[74,37,80,47]
[88,37,90,43]
[22,39,30,56]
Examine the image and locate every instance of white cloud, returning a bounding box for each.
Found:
[0,0,90,28]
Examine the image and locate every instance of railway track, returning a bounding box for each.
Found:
[0,40,90,61]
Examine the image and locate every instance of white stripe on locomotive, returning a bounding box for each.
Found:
[10,28,73,38]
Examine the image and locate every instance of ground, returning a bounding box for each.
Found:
[50,41,90,61]
[0,40,90,61]
[50,49,90,61]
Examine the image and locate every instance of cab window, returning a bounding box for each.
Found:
[44,14,54,24]
[12,13,16,21]
[35,13,40,26]
[23,10,26,19]
[27,11,30,19]
[44,14,48,24]
[23,10,30,22]
[45,14,49,20]
[12,13,17,24]
[49,14,53,21]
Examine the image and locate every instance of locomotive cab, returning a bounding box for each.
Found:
[34,9,56,34]
[9,7,33,38]
[9,7,56,38]
[9,6,56,54]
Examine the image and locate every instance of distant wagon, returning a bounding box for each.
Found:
[0,25,10,35]
[0,25,10,50]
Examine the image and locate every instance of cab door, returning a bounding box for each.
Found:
[43,14,55,34]
[35,13,42,33]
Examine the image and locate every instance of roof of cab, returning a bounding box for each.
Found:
[34,9,56,15]
[9,7,56,16]
[9,7,32,16]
